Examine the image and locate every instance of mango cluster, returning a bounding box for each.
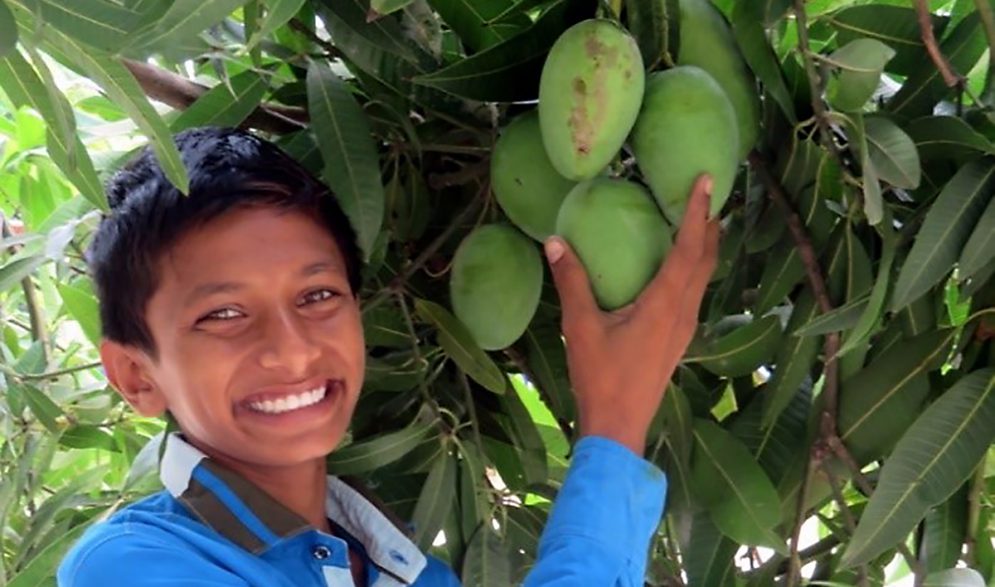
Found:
[451,0,757,351]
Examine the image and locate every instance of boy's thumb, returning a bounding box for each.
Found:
[544,236,598,319]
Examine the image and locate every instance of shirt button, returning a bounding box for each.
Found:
[312,545,332,560]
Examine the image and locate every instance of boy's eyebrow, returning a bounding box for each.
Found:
[184,262,343,303]
[185,282,245,304]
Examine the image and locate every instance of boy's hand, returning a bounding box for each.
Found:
[544,175,720,455]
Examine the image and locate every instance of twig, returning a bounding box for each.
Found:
[965,461,986,566]
[0,216,50,365]
[288,18,343,59]
[0,361,103,382]
[786,452,818,585]
[791,0,847,171]
[362,183,488,314]
[121,59,307,134]
[427,158,490,190]
[915,0,963,88]
[825,466,870,587]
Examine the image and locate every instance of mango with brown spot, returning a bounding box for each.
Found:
[538,19,645,181]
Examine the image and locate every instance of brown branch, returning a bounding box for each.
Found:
[749,151,849,587]
[121,59,308,134]
[915,0,963,88]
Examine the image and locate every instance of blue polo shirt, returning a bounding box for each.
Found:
[57,433,666,586]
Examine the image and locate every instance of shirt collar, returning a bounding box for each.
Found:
[159,432,427,584]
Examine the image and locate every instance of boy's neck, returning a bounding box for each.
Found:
[186,436,332,534]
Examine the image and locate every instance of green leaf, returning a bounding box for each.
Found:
[625,0,676,70]
[245,0,306,50]
[923,568,986,587]
[825,38,895,112]
[45,31,189,193]
[889,12,986,118]
[842,369,995,567]
[6,523,91,587]
[306,61,385,260]
[958,191,995,283]
[0,255,44,292]
[412,1,574,101]
[0,0,17,56]
[59,425,118,451]
[836,232,897,357]
[0,51,107,209]
[126,0,251,53]
[428,0,526,52]
[683,512,738,587]
[827,5,945,76]
[732,381,811,484]
[327,419,436,475]
[691,419,785,551]
[58,280,101,347]
[864,115,921,189]
[501,383,548,485]
[906,115,995,162]
[19,384,66,433]
[411,448,458,550]
[523,321,576,422]
[838,328,956,466]
[415,299,506,394]
[370,0,414,17]
[462,524,512,587]
[922,484,969,574]
[891,157,995,311]
[35,0,142,53]
[763,291,820,428]
[793,295,869,337]
[731,1,795,124]
[171,70,269,132]
[685,315,783,377]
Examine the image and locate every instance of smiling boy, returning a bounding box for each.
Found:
[57,127,718,586]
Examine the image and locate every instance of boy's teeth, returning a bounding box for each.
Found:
[248,385,327,414]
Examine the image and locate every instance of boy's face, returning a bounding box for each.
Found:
[103,205,365,469]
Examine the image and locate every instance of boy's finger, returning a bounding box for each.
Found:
[636,175,712,316]
[544,236,600,337]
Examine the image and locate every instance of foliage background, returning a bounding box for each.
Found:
[1,0,995,585]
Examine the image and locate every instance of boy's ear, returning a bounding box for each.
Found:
[99,341,167,417]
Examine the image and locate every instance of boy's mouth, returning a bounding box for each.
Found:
[239,379,342,416]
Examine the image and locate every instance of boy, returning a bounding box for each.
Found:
[57,127,719,586]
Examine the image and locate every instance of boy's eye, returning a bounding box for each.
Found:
[199,307,244,322]
[300,289,340,305]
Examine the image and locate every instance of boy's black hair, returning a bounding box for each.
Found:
[87,126,363,355]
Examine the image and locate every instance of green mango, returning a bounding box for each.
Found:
[538,19,645,180]
[677,0,760,158]
[555,178,672,310]
[631,66,739,224]
[450,224,543,350]
[491,111,576,241]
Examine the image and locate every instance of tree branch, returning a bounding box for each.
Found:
[749,151,849,586]
[915,0,963,88]
[121,59,308,134]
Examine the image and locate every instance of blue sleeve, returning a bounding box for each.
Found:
[58,532,250,586]
[523,436,667,587]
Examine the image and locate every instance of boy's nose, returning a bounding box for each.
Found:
[257,310,322,375]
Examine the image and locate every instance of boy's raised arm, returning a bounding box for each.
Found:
[523,175,720,586]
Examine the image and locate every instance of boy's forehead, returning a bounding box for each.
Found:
[157,205,348,289]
